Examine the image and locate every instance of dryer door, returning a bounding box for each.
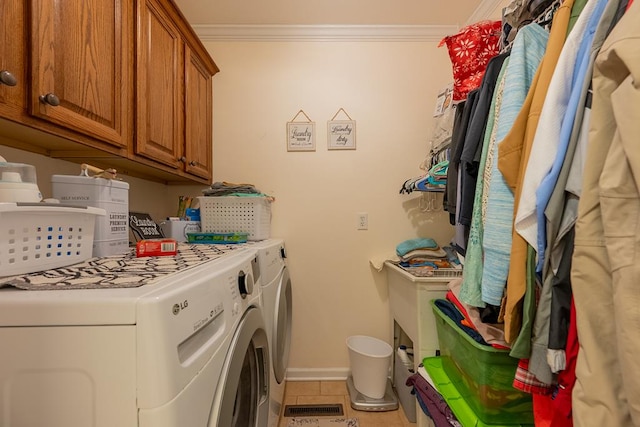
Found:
[210,306,270,427]
[273,267,292,384]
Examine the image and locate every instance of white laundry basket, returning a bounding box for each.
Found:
[0,203,105,277]
[197,196,271,241]
[346,335,392,399]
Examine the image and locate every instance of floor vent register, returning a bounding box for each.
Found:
[283,404,344,417]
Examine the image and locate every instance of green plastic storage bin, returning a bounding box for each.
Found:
[431,299,533,425]
[422,357,533,427]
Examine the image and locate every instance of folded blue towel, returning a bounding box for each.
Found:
[396,238,438,257]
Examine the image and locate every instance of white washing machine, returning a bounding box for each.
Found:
[253,239,293,427]
[0,248,270,427]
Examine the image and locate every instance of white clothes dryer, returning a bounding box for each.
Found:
[253,239,293,427]
[0,248,269,427]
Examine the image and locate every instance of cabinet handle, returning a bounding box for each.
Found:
[189,161,197,166]
[0,70,17,87]
[178,156,186,163]
[39,93,60,106]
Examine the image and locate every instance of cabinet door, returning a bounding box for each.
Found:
[29,0,131,148]
[0,0,25,116]
[184,47,212,180]
[135,0,183,169]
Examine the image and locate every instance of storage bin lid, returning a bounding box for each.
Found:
[51,174,129,189]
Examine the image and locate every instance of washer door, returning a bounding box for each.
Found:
[210,306,270,427]
[273,267,292,384]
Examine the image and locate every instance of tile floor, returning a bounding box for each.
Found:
[278,380,415,427]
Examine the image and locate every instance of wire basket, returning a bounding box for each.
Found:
[393,263,463,278]
[0,203,105,277]
[198,196,271,241]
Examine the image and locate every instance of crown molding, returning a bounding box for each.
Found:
[193,24,460,42]
[466,0,506,25]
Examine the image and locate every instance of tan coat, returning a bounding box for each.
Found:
[572,2,640,425]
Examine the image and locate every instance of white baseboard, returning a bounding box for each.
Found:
[285,367,351,381]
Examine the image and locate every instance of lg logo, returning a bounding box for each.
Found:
[172,300,189,315]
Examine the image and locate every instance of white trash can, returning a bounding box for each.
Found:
[346,335,392,399]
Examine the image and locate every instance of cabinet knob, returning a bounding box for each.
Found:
[39,93,60,106]
[189,161,197,166]
[0,70,17,87]
[178,156,186,163]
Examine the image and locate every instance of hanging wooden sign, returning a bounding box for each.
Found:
[287,109,315,151]
[327,108,356,150]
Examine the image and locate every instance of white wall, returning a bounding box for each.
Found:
[1,37,457,379]
[191,39,456,377]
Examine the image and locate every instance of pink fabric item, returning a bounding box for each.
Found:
[446,289,476,329]
[439,20,502,101]
[447,278,510,348]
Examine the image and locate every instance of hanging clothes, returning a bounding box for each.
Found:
[501,0,562,52]
[444,101,466,224]
[458,53,510,229]
[548,298,578,425]
[501,0,532,50]
[528,0,620,384]
[451,51,508,256]
[450,90,479,255]
[497,0,585,344]
[480,23,549,307]
[459,57,510,308]
[513,0,602,270]
[547,228,574,352]
[499,1,597,342]
[497,0,574,350]
[572,2,640,425]
[534,0,609,274]
[566,0,588,34]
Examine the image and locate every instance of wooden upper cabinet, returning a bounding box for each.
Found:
[135,0,218,182]
[0,0,217,184]
[29,0,132,149]
[0,0,25,115]
[135,0,183,169]
[184,47,213,180]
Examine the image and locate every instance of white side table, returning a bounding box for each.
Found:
[385,261,460,426]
